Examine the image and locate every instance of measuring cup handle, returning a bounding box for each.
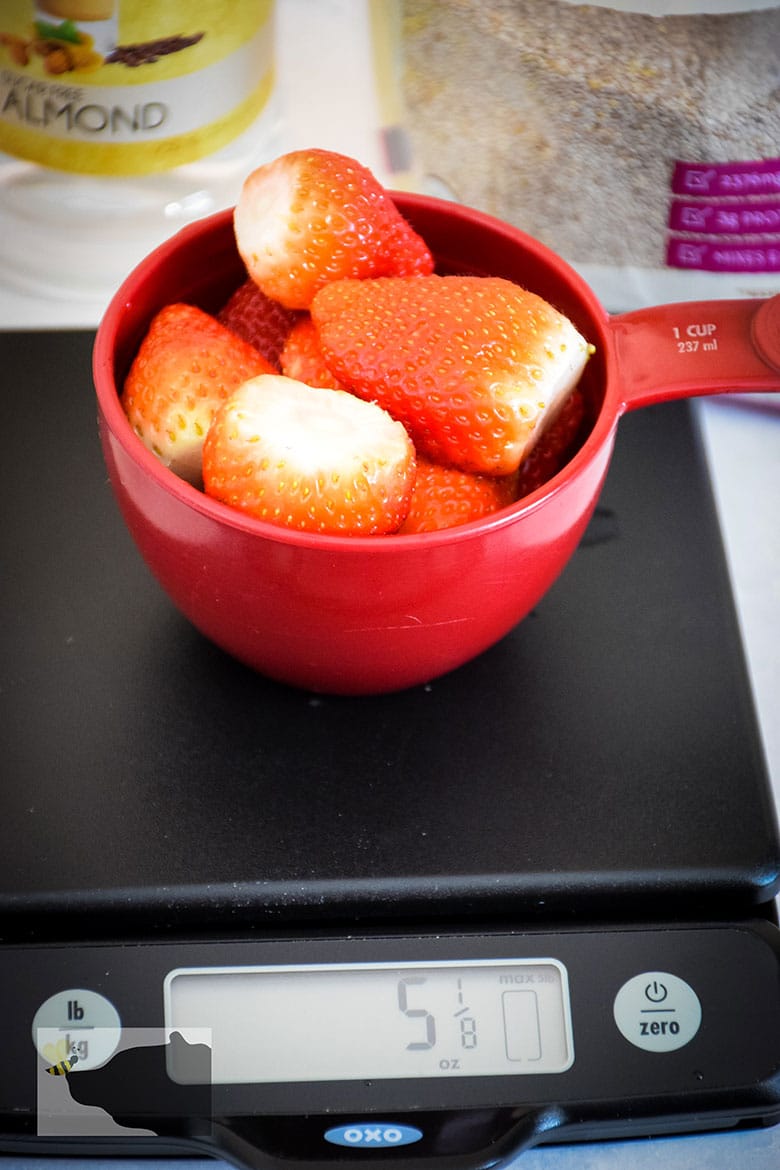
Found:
[611,293,780,412]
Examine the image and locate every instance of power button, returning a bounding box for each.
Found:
[644,979,668,1003]
[613,971,701,1053]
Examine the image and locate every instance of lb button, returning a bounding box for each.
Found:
[324,1123,423,1149]
[613,971,701,1053]
[32,989,121,1072]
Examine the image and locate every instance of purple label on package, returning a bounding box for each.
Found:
[669,201,780,236]
[672,159,780,198]
[666,240,780,274]
[667,158,780,273]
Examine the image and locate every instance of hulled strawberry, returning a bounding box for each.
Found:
[515,387,588,498]
[233,148,434,310]
[202,374,416,536]
[218,277,300,368]
[121,303,275,484]
[400,458,519,534]
[311,274,592,476]
[280,316,346,390]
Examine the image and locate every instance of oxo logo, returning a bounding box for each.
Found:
[324,1123,423,1148]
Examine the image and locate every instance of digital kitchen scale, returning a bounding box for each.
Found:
[1,329,779,1168]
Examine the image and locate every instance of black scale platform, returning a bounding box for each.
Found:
[1,329,778,940]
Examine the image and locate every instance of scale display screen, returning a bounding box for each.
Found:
[164,960,574,1084]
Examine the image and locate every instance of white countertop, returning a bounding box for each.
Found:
[1,2,777,1167]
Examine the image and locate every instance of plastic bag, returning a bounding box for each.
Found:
[399,0,780,311]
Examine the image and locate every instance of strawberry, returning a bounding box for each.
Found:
[515,387,588,498]
[400,458,519,534]
[217,277,300,368]
[280,316,346,390]
[311,274,592,476]
[233,148,434,310]
[202,374,417,536]
[121,302,275,485]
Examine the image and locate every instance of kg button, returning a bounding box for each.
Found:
[613,971,701,1053]
[32,989,121,1072]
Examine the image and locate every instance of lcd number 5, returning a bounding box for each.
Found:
[398,977,478,1055]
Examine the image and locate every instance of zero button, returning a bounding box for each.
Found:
[613,971,701,1053]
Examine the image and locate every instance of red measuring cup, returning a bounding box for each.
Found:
[93,194,780,695]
